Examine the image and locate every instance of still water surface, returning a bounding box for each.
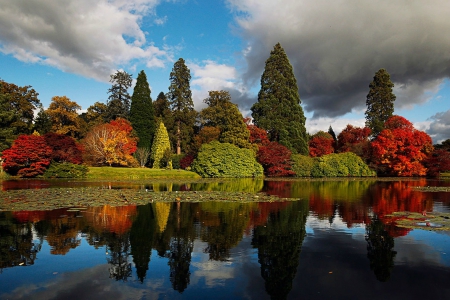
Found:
[1,178,450,299]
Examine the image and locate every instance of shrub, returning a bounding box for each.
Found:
[180,153,195,169]
[43,161,89,178]
[191,141,263,177]
[257,141,295,176]
[291,154,314,177]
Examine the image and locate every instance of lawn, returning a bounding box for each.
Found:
[86,167,201,179]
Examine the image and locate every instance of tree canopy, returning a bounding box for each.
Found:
[151,121,171,169]
[106,70,133,121]
[365,68,396,137]
[251,43,308,155]
[46,96,81,137]
[130,70,155,149]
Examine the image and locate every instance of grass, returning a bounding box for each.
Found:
[440,172,450,178]
[85,166,201,180]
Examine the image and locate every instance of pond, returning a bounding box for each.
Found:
[1,178,450,299]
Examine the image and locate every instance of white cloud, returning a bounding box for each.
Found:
[426,110,450,144]
[0,0,171,82]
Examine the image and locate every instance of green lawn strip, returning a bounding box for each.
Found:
[411,186,450,192]
[85,167,201,179]
[0,188,296,211]
[385,211,450,231]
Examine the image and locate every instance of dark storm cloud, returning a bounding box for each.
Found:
[229,0,450,119]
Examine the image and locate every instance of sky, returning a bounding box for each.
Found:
[1,0,449,143]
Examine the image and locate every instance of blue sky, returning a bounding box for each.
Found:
[1,0,449,143]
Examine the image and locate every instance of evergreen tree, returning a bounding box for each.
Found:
[200,90,253,149]
[168,58,196,155]
[151,121,172,169]
[365,68,396,137]
[106,70,132,121]
[328,125,337,150]
[130,70,156,149]
[251,43,308,155]
[33,107,52,135]
[0,88,16,153]
[153,92,174,131]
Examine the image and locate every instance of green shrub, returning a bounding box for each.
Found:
[191,141,263,178]
[291,154,314,177]
[171,154,184,169]
[43,161,89,178]
[292,152,375,177]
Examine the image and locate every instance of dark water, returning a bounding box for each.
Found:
[1,178,450,300]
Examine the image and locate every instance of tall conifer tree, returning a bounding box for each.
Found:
[365,68,396,137]
[168,58,196,155]
[251,43,308,155]
[106,70,132,121]
[130,70,155,149]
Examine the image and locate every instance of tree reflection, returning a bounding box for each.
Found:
[365,215,397,282]
[252,200,309,300]
[106,232,132,281]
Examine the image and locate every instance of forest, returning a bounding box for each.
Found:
[1,43,449,178]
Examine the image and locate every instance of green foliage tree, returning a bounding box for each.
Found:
[200,90,253,149]
[130,70,156,149]
[0,80,41,136]
[151,121,172,169]
[0,87,16,153]
[251,43,308,155]
[33,107,52,135]
[365,68,396,137]
[191,141,263,178]
[106,70,133,121]
[168,58,196,154]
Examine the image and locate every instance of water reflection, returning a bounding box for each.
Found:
[1,179,450,299]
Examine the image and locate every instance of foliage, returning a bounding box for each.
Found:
[130,70,155,149]
[82,118,138,167]
[2,134,52,177]
[193,126,220,152]
[247,123,270,146]
[191,141,263,178]
[168,58,196,154]
[0,80,41,136]
[46,95,82,137]
[423,149,450,177]
[337,124,371,153]
[180,153,195,170]
[171,154,184,169]
[251,43,308,155]
[43,161,88,178]
[200,90,253,149]
[33,107,52,135]
[0,87,16,153]
[257,141,295,176]
[44,132,83,164]
[151,121,172,169]
[106,70,133,121]
[310,152,376,177]
[365,69,396,137]
[309,131,334,157]
[371,115,433,176]
[80,102,108,133]
[291,154,314,177]
[328,125,337,146]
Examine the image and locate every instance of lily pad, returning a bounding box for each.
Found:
[385,211,450,231]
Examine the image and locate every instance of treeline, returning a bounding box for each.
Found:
[1,44,450,178]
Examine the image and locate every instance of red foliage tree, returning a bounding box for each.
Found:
[371,116,433,176]
[2,134,53,177]
[44,132,83,164]
[337,125,371,154]
[423,149,450,177]
[308,131,334,157]
[258,141,295,176]
[247,124,270,146]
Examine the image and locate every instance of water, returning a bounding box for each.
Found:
[1,178,450,299]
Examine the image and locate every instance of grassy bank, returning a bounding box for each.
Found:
[86,167,201,180]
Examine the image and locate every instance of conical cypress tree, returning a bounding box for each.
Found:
[251,43,308,155]
[151,121,171,169]
[130,70,155,149]
[365,68,396,137]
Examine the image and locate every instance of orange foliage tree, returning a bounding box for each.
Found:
[308,131,334,157]
[82,118,137,166]
[371,116,433,176]
[337,124,371,156]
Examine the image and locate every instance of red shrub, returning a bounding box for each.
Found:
[44,132,83,164]
[257,141,295,177]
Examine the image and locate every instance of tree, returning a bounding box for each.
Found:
[151,121,172,169]
[46,96,81,137]
[247,123,270,146]
[337,125,371,160]
[130,70,156,149]
[43,132,83,164]
[0,80,41,136]
[193,126,220,152]
[365,69,396,137]
[371,115,433,176]
[0,87,16,153]
[106,70,133,121]
[309,131,335,157]
[200,90,253,149]
[251,43,308,155]
[328,125,337,150]
[258,141,295,176]
[33,107,52,135]
[82,118,137,166]
[168,58,196,155]
[423,149,450,177]
[2,134,53,177]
